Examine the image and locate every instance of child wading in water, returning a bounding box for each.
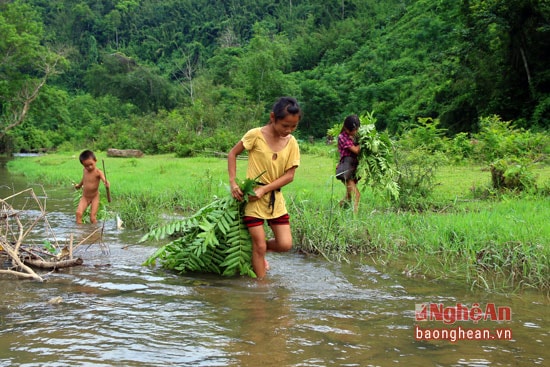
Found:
[74,150,110,224]
[228,97,302,278]
[336,115,361,212]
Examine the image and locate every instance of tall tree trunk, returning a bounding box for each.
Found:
[519,46,534,97]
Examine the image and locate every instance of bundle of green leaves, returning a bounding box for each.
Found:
[355,112,400,201]
[141,177,260,278]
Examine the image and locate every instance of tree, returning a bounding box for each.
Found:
[84,52,180,113]
[458,0,550,128]
[298,74,342,137]
[0,1,66,141]
[234,23,294,104]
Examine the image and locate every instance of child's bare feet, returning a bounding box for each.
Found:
[339,199,350,209]
[264,258,270,271]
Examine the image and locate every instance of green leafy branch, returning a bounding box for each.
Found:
[141,174,263,278]
[356,111,400,201]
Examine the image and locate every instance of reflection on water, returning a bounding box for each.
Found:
[1,160,549,366]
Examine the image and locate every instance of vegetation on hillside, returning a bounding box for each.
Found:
[1,0,549,155]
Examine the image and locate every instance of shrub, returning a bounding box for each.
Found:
[11,127,53,152]
[398,117,448,153]
[473,115,549,163]
[190,129,240,156]
[448,132,474,162]
[490,158,537,192]
[394,147,447,210]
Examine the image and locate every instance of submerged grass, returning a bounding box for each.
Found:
[6,151,550,292]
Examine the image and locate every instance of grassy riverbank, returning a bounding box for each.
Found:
[6,151,550,292]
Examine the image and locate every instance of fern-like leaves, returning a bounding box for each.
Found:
[141,176,262,278]
[356,112,400,201]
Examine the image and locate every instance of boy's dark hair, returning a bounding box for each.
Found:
[79,150,96,163]
[343,114,360,131]
[272,96,302,121]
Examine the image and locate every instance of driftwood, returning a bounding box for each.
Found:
[107,148,143,158]
[24,257,83,269]
[0,188,95,281]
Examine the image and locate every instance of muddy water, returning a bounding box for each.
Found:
[0,158,548,366]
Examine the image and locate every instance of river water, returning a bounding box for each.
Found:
[0,157,548,366]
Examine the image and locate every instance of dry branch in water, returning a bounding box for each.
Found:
[0,188,85,281]
[24,257,83,269]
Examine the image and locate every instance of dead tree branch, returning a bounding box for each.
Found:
[1,188,83,281]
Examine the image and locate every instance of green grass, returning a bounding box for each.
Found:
[6,151,550,291]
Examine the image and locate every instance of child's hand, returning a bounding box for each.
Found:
[249,186,267,201]
[231,186,243,201]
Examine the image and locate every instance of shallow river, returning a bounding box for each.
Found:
[0,158,548,366]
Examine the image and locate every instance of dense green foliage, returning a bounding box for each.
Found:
[141,176,259,277]
[1,0,549,154]
[354,112,400,201]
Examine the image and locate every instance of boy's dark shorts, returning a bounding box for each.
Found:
[243,214,290,228]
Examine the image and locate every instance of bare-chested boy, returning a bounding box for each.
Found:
[74,150,110,224]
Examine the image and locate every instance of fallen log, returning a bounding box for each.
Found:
[24,257,83,269]
[107,148,143,158]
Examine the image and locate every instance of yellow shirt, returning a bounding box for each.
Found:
[242,127,300,219]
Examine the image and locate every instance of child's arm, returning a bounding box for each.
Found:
[348,144,360,155]
[228,141,245,200]
[97,169,111,202]
[339,133,360,155]
[98,169,110,188]
[74,179,83,190]
[99,169,111,202]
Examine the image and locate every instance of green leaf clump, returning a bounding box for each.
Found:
[141,176,260,278]
[356,111,400,201]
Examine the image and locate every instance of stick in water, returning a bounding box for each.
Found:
[102,159,112,203]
